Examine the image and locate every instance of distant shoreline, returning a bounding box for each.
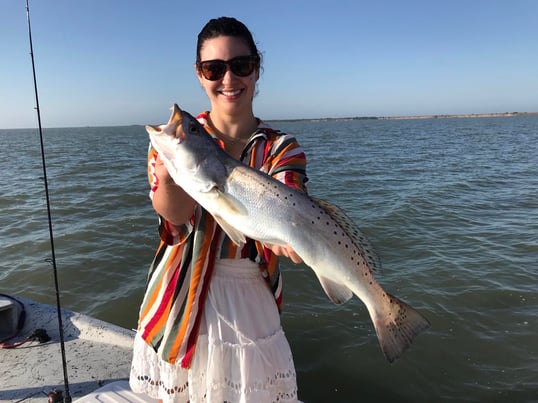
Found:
[2,111,537,131]
[270,111,538,123]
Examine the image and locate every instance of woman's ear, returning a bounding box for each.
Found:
[194,63,204,87]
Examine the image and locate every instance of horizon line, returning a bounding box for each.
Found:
[1,111,537,130]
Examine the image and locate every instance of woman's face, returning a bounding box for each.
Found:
[196,35,259,117]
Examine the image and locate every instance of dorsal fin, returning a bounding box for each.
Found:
[311,197,382,273]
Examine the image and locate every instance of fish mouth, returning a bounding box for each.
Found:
[167,104,186,142]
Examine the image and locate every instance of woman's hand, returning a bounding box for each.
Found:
[155,154,175,185]
[264,243,303,264]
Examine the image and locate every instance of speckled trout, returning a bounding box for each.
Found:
[147,104,430,363]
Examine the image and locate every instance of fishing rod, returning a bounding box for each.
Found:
[25,1,72,401]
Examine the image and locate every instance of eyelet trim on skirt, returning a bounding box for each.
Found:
[130,259,299,402]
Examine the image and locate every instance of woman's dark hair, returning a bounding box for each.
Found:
[196,17,261,65]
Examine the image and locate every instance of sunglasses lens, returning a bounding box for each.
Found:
[230,57,256,77]
[200,61,226,81]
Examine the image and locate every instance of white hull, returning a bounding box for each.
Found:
[0,296,155,402]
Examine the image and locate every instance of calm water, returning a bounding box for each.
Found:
[1,116,537,402]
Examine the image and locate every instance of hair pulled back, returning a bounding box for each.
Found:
[196,17,261,64]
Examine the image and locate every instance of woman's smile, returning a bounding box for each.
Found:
[219,88,243,98]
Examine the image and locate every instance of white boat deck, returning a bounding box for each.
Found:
[0,296,155,402]
[76,381,157,402]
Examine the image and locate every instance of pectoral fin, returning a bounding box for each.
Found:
[315,274,353,304]
[213,214,247,247]
[215,189,247,215]
[212,189,248,247]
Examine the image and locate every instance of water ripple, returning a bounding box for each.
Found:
[1,116,537,402]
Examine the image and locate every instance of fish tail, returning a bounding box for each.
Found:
[372,293,430,363]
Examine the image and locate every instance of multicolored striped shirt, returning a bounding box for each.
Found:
[137,111,308,368]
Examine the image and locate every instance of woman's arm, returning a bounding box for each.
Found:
[151,154,197,226]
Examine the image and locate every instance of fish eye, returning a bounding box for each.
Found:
[188,121,199,134]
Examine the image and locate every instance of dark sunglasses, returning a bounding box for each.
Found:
[197,55,259,81]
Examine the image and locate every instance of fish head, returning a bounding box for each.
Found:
[146,103,209,146]
[147,103,215,166]
[146,104,227,192]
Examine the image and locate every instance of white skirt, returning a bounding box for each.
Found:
[130,258,299,403]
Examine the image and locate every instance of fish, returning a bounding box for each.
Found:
[146,104,430,363]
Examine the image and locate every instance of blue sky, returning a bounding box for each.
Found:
[1,0,537,128]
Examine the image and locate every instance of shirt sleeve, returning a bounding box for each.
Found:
[147,143,193,245]
[263,133,308,193]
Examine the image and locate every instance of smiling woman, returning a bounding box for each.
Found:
[129,17,309,403]
[194,34,261,156]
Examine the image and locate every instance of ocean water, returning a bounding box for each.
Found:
[1,116,537,402]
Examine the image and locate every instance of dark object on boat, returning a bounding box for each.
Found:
[0,294,52,348]
[0,293,26,343]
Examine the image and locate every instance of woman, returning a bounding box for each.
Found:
[130,17,308,402]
